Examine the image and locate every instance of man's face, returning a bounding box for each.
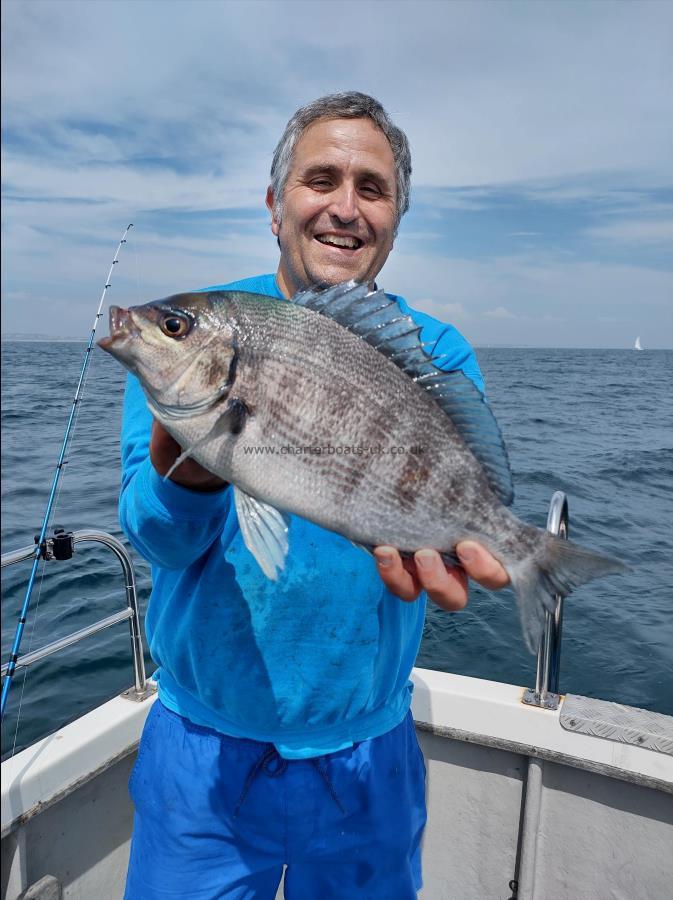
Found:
[267,117,398,297]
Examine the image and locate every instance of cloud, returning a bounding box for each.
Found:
[2,0,672,345]
[379,243,673,347]
[4,0,673,187]
[584,218,673,245]
[484,306,516,319]
[415,299,468,322]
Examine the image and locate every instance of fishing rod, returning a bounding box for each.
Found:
[1,223,134,719]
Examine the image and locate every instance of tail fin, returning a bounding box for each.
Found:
[507,535,629,653]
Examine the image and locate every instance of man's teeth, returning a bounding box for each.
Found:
[316,235,360,249]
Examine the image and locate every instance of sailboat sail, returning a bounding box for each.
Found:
[634,336,643,350]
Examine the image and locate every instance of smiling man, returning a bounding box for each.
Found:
[269,116,398,294]
[121,92,508,900]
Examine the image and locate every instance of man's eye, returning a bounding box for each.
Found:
[360,184,382,197]
[311,179,332,189]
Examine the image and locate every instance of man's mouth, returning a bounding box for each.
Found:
[314,233,363,250]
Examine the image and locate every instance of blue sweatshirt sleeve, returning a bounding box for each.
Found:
[119,374,231,570]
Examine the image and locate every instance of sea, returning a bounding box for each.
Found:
[1,341,672,759]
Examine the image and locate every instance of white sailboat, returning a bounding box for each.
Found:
[635,336,643,350]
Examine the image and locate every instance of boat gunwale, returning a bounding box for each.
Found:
[416,720,673,794]
[3,668,673,837]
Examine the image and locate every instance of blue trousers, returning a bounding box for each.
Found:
[125,700,427,899]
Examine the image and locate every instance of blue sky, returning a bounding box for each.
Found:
[2,0,672,347]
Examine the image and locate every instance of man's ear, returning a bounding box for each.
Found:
[266,186,280,237]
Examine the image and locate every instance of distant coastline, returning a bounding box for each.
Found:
[1,335,669,350]
[1,333,88,343]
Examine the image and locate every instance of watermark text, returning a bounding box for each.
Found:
[243,442,425,458]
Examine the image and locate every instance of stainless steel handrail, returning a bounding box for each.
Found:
[543,492,568,696]
[523,491,568,711]
[1,529,154,701]
[516,491,570,898]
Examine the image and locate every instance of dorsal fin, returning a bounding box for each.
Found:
[291,281,514,506]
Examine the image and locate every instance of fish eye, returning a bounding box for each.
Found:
[160,312,192,339]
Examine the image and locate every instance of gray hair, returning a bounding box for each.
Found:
[270,91,412,233]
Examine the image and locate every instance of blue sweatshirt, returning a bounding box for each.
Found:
[119,274,484,758]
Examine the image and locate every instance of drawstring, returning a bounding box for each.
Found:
[311,757,346,814]
[234,745,287,816]
[233,745,346,816]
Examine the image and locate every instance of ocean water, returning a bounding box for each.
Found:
[1,341,672,758]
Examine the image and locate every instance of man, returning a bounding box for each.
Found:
[122,92,508,899]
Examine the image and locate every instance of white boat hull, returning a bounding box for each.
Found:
[2,670,672,899]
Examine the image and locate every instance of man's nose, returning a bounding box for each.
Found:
[327,183,358,224]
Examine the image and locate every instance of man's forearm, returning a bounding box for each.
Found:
[120,456,231,570]
[119,374,231,569]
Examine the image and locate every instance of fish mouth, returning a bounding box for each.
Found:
[314,232,364,252]
[98,306,139,352]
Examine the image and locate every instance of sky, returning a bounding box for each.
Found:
[2,0,672,347]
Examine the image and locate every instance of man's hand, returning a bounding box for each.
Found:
[150,420,227,492]
[373,543,509,610]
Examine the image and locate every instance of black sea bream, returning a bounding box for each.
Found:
[99,281,627,651]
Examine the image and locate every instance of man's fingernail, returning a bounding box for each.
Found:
[415,551,435,571]
[376,551,394,568]
[457,545,476,563]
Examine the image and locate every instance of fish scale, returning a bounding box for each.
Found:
[99,281,628,652]
[228,336,470,539]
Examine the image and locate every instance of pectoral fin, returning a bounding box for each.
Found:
[161,397,249,482]
[233,487,290,580]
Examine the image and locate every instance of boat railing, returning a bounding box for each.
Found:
[1,529,155,702]
[1,498,571,710]
[523,491,568,711]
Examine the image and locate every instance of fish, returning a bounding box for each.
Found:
[98,280,628,652]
